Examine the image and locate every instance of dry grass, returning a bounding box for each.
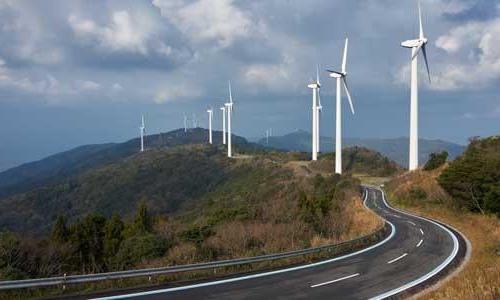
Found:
[386,169,500,300]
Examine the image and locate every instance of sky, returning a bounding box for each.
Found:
[0,0,499,171]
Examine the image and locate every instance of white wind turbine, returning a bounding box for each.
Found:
[327,38,355,174]
[402,0,431,171]
[307,67,320,161]
[224,81,234,158]
[183,113,188,132]
[207,107,213,144]
[220,106,227,145]
[139,114,146,152]
[315,65,323,153]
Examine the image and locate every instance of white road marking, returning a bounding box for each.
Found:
[406,221,416,226]
[92,221,397,300]
[420,228,424,235]
[416,239,423,248]
[391,214,402,219]
[387,253,408,264]
[310,273,360,288]
[370,188,460,300]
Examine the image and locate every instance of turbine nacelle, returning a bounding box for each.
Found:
[307,83,320,89]
[327,70,345,79]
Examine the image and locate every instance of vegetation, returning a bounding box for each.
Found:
[319,146,402,177]
[386,142,500,299]
[423,151,448,171]
[438,136,500,215]
[0,144,386,285]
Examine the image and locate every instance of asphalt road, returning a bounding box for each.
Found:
[94,187,463,300]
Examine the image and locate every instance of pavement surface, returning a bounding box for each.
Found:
[91,187,463,300]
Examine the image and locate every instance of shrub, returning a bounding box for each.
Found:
[424,151,448,171]
[409,187,427,201]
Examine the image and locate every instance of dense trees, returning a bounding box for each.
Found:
[438,137,500,215]
[0,202,169,280]
[424,151,448,171]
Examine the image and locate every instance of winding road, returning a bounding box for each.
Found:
[93,187,466,300]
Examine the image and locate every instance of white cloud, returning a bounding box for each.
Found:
[152,0,256,48]
[431,18,500,91]
[76,80,100,91]
[153,82,202,103]
[68,11,153,55]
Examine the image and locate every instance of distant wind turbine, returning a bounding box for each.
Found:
[183,113,188,132]
[327,38,355,174]
[207,107,213,144]
[402,0,431,171]
[224,81,234,158]
[140,114,146,152]
[220,106,226,145]
[307,67,321,161]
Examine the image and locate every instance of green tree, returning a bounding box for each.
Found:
[133,201,153,234]
[424,151,448,171]
[50,215,69,244]
[104,214,124,264]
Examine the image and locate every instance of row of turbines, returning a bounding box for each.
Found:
[139,0,430,174]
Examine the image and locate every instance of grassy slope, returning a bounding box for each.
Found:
[386,168,500,300]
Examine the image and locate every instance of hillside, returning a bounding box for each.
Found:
[0,128,248,199]
[258,130,465,167]
[0,142,399,235]
[0,144,383,284]
[385,166,499,299]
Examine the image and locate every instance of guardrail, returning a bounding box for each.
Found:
[0,194,389,290]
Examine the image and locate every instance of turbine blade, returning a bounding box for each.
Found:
[316,64,320,84]
[326,69,343,76]
[411,42,423,60]
[342,78,355,115]
[318,90,322,114]
[421,44,431,83]
[418,0,424,39]
[342,38,348,73]
[228,80,233,104]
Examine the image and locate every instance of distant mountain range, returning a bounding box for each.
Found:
[256,130,465,167]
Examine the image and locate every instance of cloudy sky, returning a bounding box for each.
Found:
[0,0,499,170]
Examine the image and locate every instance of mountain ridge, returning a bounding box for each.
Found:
[257,130,465,167]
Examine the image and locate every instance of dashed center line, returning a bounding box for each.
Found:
[406,221,416,226]
[310,273,360,288]
[387,253,408,264]
[416,239,423,248]
[419,228,424,235]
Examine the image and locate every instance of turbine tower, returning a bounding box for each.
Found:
[220,106,226,145]
[183,113,188,132]
[139,114,146,152]
[327,38,355,174]
[207,107,213,144]
[224,81,234,158]
[307,68,320,161]
[316,65,323,154]
[402,0,431,171]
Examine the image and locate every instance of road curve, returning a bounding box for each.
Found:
[92,187,465,300]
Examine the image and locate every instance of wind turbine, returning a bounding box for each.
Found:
[307,67,320,161]
[402,0,431,171]
[315,65,323,153]
[139,114,146,152]
[183,113,188,132]
[207,107,213,144]
[192,113,197,128]
[327,38,355,174]
[220,106,227,144]
[224,81,234,158]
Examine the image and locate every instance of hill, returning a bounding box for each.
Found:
[0,142,398,234]
[0,143,384,283]
[0,128,248,199]
[385,140,500,299]
[258,130,465,167]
